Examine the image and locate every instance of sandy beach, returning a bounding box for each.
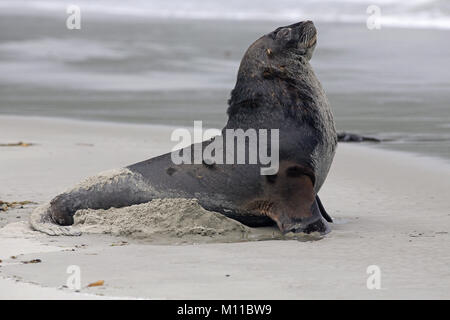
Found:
[0,115,449,299]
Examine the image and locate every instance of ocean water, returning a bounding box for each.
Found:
[0,0,449,160]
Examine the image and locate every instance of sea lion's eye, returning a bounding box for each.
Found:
[276,28,292,41]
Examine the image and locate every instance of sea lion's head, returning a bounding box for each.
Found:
[267,20,317,61]
[229,20,319,113]
[240,20,318,67]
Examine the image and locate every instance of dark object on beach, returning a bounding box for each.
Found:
[0,200,35,211]
[110,241,128,247]
[22,259,42,264]
[337,132,381,143]
[31,21,337,236]
[87,280,105,287]
[75,143,94,147]
[0,141,34,147]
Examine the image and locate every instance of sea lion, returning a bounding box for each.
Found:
[30,20,337,236]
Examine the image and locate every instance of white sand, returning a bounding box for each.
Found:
[0,115,449,299]
[74,199,255,243]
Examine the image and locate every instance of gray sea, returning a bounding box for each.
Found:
[0,0,449,160]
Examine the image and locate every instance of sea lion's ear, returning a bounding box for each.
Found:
[275,27,293,42]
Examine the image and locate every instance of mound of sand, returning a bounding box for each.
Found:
[73,198,316,244]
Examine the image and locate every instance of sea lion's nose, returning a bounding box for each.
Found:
[301,20,315,29]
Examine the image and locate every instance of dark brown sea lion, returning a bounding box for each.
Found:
[30,21,337,236]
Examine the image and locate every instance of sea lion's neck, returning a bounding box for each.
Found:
[226,55,319,129]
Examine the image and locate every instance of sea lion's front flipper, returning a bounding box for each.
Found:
[247,170,331,235]
[270,198,331,235]
[316,195,333,223]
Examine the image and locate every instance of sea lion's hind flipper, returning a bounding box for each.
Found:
[316,195,333,223]
[30,203,81,236]
[30,168,152,236]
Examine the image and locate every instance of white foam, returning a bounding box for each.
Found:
[1,0,449,30]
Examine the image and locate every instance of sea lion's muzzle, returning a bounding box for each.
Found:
[297,21,317,48]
